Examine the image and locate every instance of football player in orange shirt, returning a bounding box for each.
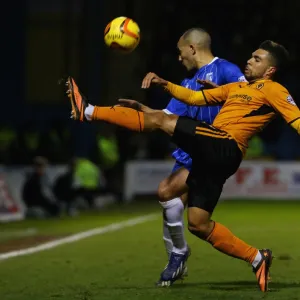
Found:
[66,40,296,292]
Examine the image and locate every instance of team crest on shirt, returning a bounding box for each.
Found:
[238,75,247,82]
[256,83,264,90]
[287,95,296,106]
[205,72,213,81]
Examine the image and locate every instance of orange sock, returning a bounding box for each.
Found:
[92,106,144,132]
[207,222,258,264]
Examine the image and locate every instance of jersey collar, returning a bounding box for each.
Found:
[198,57,219,71]
[247,78,272,85]
[207,57,218,66]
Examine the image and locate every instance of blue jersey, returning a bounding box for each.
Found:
[163,57,246,170]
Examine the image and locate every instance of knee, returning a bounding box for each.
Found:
[158,179,173,202]
[149,111,166,128]
[150,112,177,136]
[188,220,212,239]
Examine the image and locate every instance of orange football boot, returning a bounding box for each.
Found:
[65,76,87,121]
[253,249,273,292]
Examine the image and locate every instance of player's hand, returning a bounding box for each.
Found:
[197,79,219,89]
[118,99,154,113]
[141,72,168,89]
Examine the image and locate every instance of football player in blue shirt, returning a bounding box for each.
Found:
[153,28,246,286]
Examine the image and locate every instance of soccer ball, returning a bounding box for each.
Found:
[104,16,140,53]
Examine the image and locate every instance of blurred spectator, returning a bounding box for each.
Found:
[22,156,60,218]
[244,136,264,160]
[96,126,119,171]
[53,158,79,216]
[91,125,120,192]
[74,157,107,207]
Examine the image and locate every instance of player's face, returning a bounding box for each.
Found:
[177,39,196,71]
[244,49,275,81]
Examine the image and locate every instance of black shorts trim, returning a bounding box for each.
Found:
[195,127,232,139]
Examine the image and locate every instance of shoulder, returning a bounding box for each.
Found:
[215,58,239,70]
[260,81,294,102]
[261,81,297,106]
[262,81,289,93]
[216,58,246,82]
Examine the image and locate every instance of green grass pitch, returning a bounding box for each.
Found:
[0,200,300,300]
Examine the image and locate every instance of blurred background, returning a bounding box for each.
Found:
[1,0,300,221]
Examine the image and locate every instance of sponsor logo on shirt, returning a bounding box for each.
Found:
[229,94,252,103]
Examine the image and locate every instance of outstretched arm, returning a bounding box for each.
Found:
[142,72,230,106]
[164,82,207,106]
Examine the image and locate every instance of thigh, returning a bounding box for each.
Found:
[187,171,224,214]
[171,117,199,157]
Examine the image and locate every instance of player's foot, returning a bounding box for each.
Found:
[253,249,273,292]
[156,246,191,287]
[180,265,188,279]
[177,245,191,281]
[65,76,87,121]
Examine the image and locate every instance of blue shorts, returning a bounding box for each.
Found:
[172,160,192,173]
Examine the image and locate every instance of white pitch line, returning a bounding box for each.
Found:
[0,213,159,261]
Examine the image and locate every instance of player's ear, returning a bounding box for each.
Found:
[266,66,277,78]
[189,44,196,55]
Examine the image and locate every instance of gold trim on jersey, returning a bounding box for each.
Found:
[195,126,233,140]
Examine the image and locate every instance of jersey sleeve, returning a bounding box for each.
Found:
[221,61,247,84]
[165,81,236,106]
[265,84,300,124]
[202,82,237,105]
[163,79,188,116]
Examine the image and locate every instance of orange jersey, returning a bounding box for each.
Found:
[201,80,300,154]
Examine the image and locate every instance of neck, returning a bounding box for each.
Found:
[194,50,215,69]
[260,74,273,81]
[248,77,272,83]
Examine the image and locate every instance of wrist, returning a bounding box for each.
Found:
[160,79,168,86]
[164,81,172,90]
